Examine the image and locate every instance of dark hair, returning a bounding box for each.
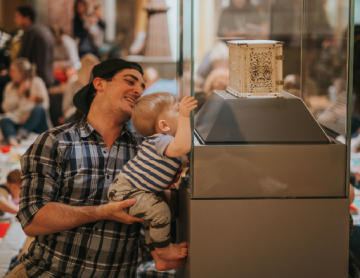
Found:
[16,6,35,22]
[7,169,22,185]
[74,0,88,16]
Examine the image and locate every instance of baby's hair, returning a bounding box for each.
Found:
[7,169,22,185]
[132,92,177,137]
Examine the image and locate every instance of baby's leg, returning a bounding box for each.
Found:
[107,174,137,202]
[141,195,187,260]
[143,222,184,270]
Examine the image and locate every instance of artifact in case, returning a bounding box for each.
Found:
[226,40,284,98]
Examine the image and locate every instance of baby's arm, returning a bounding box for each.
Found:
[164,96,197,158]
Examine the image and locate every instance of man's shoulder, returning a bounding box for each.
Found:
[36,121,82,145]
[27,24,53,41]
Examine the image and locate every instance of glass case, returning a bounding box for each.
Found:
[176,1,354,277]
[177,0,355,198]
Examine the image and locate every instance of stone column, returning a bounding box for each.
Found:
[143,0,171,57]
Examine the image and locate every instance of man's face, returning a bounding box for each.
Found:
[14,11,26,29]
[102,69,145,121]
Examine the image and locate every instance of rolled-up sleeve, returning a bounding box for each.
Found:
[17,132,62,229]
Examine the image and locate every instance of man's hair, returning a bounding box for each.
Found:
[132,92,177,137]
[16,6,35,22]
[7,169,22,185]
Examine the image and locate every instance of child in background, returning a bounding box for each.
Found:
[0,169,22,216]
[108,92,197,271]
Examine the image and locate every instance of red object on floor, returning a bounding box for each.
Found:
[0,222,11,237]
[350,204,358,211]
[0,145,11,153]
[54,69,68,83]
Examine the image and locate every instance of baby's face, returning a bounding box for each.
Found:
[160,102,179,136]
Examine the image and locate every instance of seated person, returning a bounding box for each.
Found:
[108,92,197,271]
[51,25,79,70]
[0,169,22,216]
[50,25,80,83]
[61,53,99,123]
[0,58,49,146]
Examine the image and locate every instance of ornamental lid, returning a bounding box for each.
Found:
[227,40,284,46]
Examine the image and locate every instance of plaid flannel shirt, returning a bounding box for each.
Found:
[17,117,144,278]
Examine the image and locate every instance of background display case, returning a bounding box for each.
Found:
[176,0,355,277]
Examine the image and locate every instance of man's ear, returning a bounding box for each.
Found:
[93,77,104,92]
[158,120,170,132]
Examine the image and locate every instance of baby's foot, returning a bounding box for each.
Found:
[155,242,187,260]
[155,258,185,271]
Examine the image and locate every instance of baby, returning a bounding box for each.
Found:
[108,92,197,271]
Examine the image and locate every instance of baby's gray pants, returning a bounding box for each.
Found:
[108,174,171,251]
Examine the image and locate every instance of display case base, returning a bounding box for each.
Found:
[177,185,349,278]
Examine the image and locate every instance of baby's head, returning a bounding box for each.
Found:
[132,91,178,137]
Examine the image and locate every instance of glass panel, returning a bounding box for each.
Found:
[301,0,351,137]
[185,0,352,198]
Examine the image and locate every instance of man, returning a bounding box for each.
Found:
[0,170,22,215]
[6,59,148,277]
[14,6,55,87]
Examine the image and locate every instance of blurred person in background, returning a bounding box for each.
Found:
[0,48,11,113]
[195,41,229,92]
[0,58,49,146]
[193,67,230,114]
[73,0,101,57]
[142,67,177,96]
[60,53,99,124]
[51,25,80,84]
[88,4,106,50]
[217,0,269,39]
[0,170,21,216]
[14,6,55,88]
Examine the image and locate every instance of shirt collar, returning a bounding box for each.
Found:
[78,116,137,142]
[121,123,137,142]
[79,116,96,138]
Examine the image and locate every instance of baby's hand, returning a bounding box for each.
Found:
[179,96,197,117]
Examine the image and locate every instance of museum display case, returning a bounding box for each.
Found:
[176,0,355,277]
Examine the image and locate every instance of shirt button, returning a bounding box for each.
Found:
[103,150,106,154]
[87,255,92,260]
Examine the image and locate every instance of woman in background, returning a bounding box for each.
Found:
[73,0,105,57]
[0,58,49,146]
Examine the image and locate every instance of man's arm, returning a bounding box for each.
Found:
[0,199,19,214]
[19,132,143,237]
[23,198,142,236]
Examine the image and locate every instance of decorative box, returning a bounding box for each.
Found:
[226,40,285,98]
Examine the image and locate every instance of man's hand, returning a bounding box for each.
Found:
[179,96,197,117]
[104,199,144,225]
[166,167,182,189]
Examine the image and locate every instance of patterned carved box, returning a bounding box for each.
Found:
[226,40,285,98]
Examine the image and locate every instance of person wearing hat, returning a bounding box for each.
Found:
[7,58,157,278]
